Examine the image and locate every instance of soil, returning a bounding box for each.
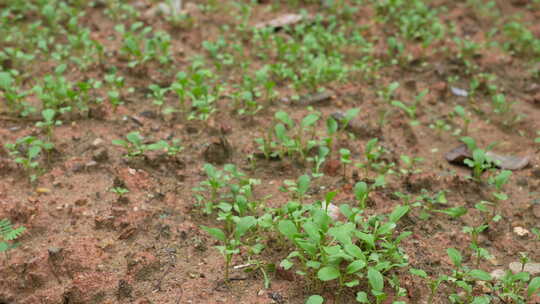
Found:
[1,1,540,304]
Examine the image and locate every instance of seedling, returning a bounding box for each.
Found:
[461,137,493,181]
[354,176,385,209]
[110,187,129,197]
[453,105,471,135]
[339,148,351,178]
[112,132,175,159]
[5,136,54,182]
[36,108,62,140]
[0,218,26,262]
[280,174,311,203]
[148,84,169,114]
[399,155,424,175]
[307,146,329,178]
[202,216,257,284]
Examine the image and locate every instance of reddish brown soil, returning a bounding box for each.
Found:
[1,1,540,304]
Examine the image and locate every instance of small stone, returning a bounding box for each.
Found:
[451,87,468,97]
[490,269,506,280]
[513,226,529,237]
[509,262,540,275]
[92,138,104,147]
[322,202,342,221]
[85,161,99,169]
[532,204,540,219]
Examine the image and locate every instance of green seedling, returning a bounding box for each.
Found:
[461,137,493,181]
[446,248,492,303]
[271,110,321,162]
[202,216,257,284]
[377,82,400,104]
[112,132,171,159]
[0,218,26,261]
[5,136,54,182]
[0,71,29,115]
[339,148,351,178]
[399,154,424,175]
[36,108,62,140]
[110,187,129,197]
[281,174,311,203]
[453,105,471,135]
[307,146,329,178]
[535,131,540,144]
[462,223,490,267]
[409,268,449,304]
[278,203,410,303]
[356,138,393,175]
[391,90,427,124]
[429,119,451,137]
[354,176,385,210]
[148,84,169,114]
[115,22,171,67]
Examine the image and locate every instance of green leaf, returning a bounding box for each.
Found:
[346,260,367,274]
[201,226,226,243]
[278,220,298,240]
[317,266,340,281]
[389,205,409,223]
[0,72,13,89]
[435,206,467,218]
[356,291,369,303]
[460,136,477,151]
[302,113,320,128]
[326,117,338,134]
[306,295,324,304]
[528,277,540,297]
[303,221,321,243]
[354,182,368,200]
[344,108,360,122]
[306,260,321,269]
[447,248,462,267]
[28,145,41,160]
[345,280,359,287]
[234,216,256,238]
[146,140,169,151]
[126,132,143,145]
[0,242,9,252]
[367,267,384,291]
[471,296,490,304]
[275,111,294,128]
[409,268,428,278]
[280,259,293,270]
[344,242,365,259]
[468,269,491,281]
[297,174,310,196]
[41,109,55,122]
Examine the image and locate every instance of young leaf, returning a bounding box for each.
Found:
[435,206,468,218]
[389,205,409,223]
[306,295,324,304]
[317,266,340,281]
[201,226,226,243]
[447,248,462,267]
[302,113,320,128]
[409,268,428,278]
[356,291,369,303]
[278,220,298,240]
[527,277,540,297]
[346,260,367,274]
[234,216,256,238]
[367,267,384,291]
[468,269,491,281]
